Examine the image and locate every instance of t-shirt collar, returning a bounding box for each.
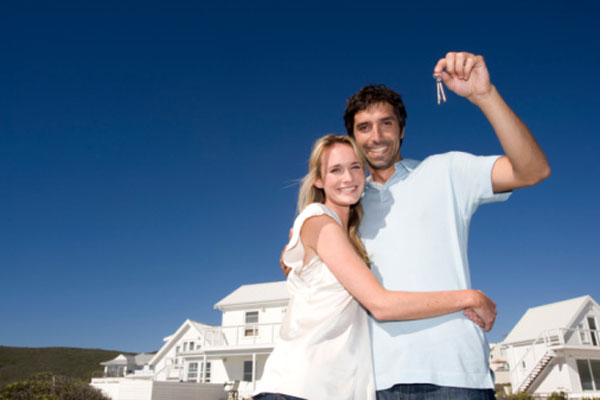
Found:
[366,158,420,190]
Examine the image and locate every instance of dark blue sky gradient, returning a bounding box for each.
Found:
[1,1,599,351]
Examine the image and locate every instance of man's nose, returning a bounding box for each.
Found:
[371,124,384,142]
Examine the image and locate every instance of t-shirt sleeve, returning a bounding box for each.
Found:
[282,203,341,272]
[448,152,511,218]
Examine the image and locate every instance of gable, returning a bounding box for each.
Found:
[504,295,596,344]
[149,319,214,366]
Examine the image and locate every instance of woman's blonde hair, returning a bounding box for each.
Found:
[297,134,371,266]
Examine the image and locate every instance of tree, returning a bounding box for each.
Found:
[0,372,109,400]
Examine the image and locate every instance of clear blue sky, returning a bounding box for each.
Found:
[1,1,598,353]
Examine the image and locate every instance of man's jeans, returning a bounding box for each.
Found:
[253,393,306,400]
[376,384,495,400]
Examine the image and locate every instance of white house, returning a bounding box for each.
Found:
[503,295,600,399]
[148,281,289,396]
[100,353,154,377]
[92,281,289,399]
[489,342,511,394]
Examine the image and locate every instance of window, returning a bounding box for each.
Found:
[200,361,211,383]
[189,341,194,351]
[588,317,598,346]
[245,311,259,336]
[243,360,253,382]
[176,345,180,354]
[188,363,198,380]
[577,359,600,391]
[183,342,187,352]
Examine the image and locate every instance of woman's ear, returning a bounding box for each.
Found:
[314,178,324,189]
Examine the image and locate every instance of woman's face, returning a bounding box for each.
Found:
[316,142,365,208]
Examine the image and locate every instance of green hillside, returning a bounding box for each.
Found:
[0,346,130,389]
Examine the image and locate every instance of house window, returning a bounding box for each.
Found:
[200,361,211,383]
[245,311,259,336]
[243,360,253,381]
[176,345,180,354]
[189,341,194,351]
[577,359,600,391]
[188,363,198,380]
[587,317,598,346]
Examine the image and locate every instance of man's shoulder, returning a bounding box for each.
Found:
[420,151,475,162]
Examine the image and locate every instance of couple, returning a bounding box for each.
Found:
[254,52,550,400]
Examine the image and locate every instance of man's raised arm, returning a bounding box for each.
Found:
[433,52,551,193]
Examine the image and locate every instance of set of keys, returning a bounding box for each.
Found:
[434,74,446,105]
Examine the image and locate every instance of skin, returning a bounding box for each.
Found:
[299,142,497,330]
[354,51,551,190]
[283,51,550,328]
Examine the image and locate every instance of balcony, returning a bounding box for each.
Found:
[197,322,282,352]
[511,328,600,392]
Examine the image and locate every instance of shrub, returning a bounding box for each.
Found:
[0,372,109,400]
[546,391,567,400]
[495,393,533,400]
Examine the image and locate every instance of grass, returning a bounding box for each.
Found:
[0,346,133,389]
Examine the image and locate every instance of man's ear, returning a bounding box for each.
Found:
[314,178,324,189]
[399,126,406,147]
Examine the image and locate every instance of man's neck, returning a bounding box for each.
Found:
[370,167,396,184]
[369,155,403,184]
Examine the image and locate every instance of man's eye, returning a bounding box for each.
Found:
[357,125,369,132]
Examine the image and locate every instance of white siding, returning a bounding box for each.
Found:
[91,380,225,400]
[533,356,574,394]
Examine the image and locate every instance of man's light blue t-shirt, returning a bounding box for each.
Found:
[359,151,510,390]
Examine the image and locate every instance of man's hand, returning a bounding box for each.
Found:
[280,228,293,277]
[433,52,493,104]
[463,290,497,332]
[434,51,550,192]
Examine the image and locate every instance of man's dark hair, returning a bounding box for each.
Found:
[343,85,407,137]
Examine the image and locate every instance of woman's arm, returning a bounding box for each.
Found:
[301,215,497,331]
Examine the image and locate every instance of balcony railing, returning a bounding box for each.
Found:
[199,322,282,349]
[510,327,600,390]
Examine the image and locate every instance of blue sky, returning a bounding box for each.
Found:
[1,1,598,352]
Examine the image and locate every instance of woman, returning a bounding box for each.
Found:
[254,135,496,400]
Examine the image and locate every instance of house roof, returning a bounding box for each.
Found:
[149,319,215,366]
[214,281,289,309]
[101,353,153,366]
[101,354,130,366]
[134,353,154,365]
[503,295,595,344]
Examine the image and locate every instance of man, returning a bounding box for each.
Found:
[343,52,549,399]
[282,51,549,399]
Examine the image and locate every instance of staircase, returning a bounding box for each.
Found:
[517,351,554,393]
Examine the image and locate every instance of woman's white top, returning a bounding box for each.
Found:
[255,203,375,400]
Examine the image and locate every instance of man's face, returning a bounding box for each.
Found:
[352,102,404,171]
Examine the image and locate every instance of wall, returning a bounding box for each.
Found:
[532,356,574,394]
[91,379,226,400]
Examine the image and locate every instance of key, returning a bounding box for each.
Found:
[434,74,446,105]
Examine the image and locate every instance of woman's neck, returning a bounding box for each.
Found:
[323,200,350,232]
